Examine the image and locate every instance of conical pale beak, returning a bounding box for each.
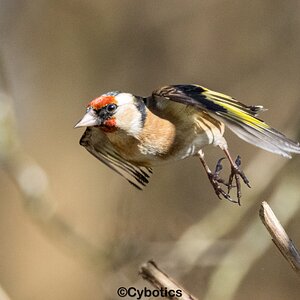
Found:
[74,111,98,128]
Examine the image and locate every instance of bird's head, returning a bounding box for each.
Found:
[75,91,146,135]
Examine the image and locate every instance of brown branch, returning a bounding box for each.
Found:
[259,201,300,276]
[139,260,198,300]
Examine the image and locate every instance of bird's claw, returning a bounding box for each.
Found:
[207,173,238,204]
[200,152,250,205]
[214,157,225,174]
[211,157,230,188]
[208,155,250,205]
[235,155,241,167]
[227,156,251,205]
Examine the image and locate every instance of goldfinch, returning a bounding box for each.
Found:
[75,84,300,204]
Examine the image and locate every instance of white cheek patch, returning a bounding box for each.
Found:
[114,103,143,137]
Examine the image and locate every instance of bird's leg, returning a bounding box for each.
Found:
[222,148,251,205]
[198,150,237,203]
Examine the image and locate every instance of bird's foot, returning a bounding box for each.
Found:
[207,173,238,204]
[227,155,251,205]
[198,150,250,205]
[207,158,238,204]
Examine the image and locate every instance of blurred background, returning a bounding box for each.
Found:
[0,1,300,299]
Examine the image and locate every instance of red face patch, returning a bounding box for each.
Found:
[88,95,117,110]
[101,118,117,133]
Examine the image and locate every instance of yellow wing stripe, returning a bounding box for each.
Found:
[195,85,269,130]
[209,100,269,130]
[207,90,235,101]
[207,94,243,108]
[196,85,236,101]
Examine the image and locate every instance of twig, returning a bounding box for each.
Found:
[259,201,300,276]
[139,260,198,300]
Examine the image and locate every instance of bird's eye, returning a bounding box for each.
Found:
[106,103,117,113]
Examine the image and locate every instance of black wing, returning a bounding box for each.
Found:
[152,84,264,116]
[79,127,152,189]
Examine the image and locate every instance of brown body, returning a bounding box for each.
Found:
[105,101,225,166]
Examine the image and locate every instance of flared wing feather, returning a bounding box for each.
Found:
[79,127,152,189]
